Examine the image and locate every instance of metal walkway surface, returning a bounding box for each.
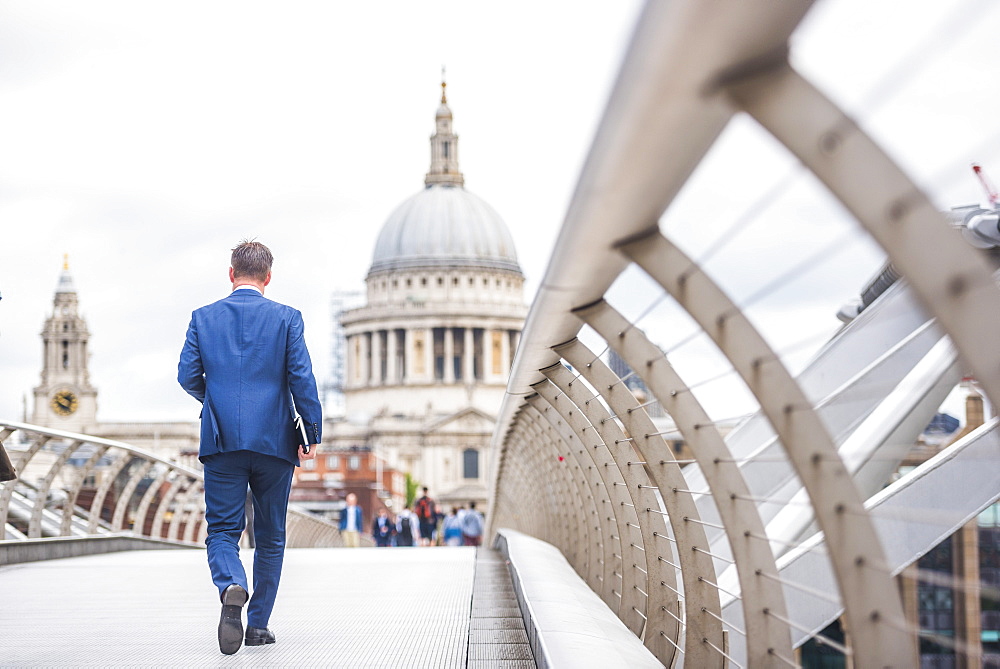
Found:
[0,546,536,668]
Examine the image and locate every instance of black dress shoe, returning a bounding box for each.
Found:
[218,584,249,655]
[245,627,276,646]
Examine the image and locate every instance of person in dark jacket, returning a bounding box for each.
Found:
[371,508,395,547]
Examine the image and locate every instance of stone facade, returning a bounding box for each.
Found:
[31,260,198,463]
[319,82,527,515]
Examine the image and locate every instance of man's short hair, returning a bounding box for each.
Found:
[231,239,273,282]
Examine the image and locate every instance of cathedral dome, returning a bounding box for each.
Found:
[369,185,521,275]
[367,79,522,277]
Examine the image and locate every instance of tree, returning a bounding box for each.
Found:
[404,472,419,508]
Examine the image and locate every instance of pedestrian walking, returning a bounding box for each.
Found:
[414,487,436,546]
[372,508,395,547]
[461,501,484,547]
[339,493,363,548]
[442,507,463,547]
[178,239,321,655]
[396,506,419,547]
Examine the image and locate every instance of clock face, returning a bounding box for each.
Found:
[50,389,78,416]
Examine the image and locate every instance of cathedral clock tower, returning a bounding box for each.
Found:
[32,257,98,432]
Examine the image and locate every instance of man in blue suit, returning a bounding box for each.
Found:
[178,240,321,655]
[338,492,363,547]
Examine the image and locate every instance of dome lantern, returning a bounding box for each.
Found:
[425,71,464,188]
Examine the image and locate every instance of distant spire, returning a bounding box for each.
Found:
[56,255,76,295]
[425,72,464,188]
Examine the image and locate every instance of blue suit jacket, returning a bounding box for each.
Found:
[177,288,322,465]
[339,505,363,532]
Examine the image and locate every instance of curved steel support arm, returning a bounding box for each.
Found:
[555,338,725,666]
[722,60,1000,421]
[519,409,593,577]
[526,392,623,613]
[620,231,915,666]
[535,367,677,660]
[575,298,794,665]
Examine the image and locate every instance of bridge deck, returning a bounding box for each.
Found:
[1,546,536,668]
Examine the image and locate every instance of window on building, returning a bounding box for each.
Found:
[413,333,425,375]
[798,619,847,667]
[508,330,518,370]
[917,536,956,663]
[453,328,465,381]
[302,459,316,471]
[379,330,388,381]
[395,329,407,380]
[980,503,1000,662]
[473,328,484,380]
[349,455,360,470]
[433,328,445,381]
[491,331,503,375]
[326,455,339,469]
[364,332,373,383]
[463,448,479,479]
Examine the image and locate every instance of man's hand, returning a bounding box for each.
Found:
[299,444,318,462]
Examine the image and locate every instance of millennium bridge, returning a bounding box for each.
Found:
[5,1,1000,666]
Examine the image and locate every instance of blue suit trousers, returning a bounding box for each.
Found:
[202,450,294,629]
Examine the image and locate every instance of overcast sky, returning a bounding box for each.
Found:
[1,0,998,425]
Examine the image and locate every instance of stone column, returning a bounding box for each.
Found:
[444,326,455,383]
[346,334,356,388]
[371,330,383,386]
[404,328,414,381]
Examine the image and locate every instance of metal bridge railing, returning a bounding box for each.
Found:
[488,1,1000,667]
[0,420,346,550]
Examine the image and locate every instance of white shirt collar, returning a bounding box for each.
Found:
[232,284,263,294]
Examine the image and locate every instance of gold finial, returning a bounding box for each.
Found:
[63,253,69,271]
[441,66,447,104]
